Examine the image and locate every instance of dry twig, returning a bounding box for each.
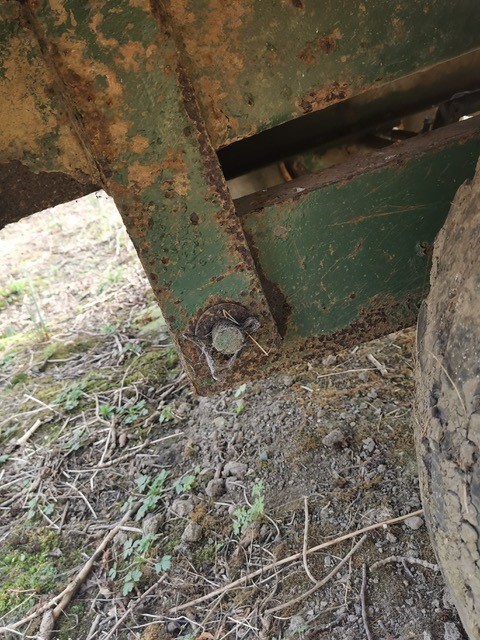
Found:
[367,354,388,376]
[266,534,367,615]
[302,496,317,584]
[370,555,439,572]
[360,563,374,640]
[15,418,42,447]
[169,508,423,613]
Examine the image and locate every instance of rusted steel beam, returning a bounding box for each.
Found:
[238,117,480,360]
[21,0,279,394]
[0,2,99,228]
[163,0,480,148]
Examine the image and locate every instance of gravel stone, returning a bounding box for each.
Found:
[223,461,248,478]
[288,615,306,634]
[213,416,226,429]
[281,374,295,387]
[171,498,194,518]
[206,478,226,498]
[182,522,203,543]
[322,429,345,447]
[176,402,190,416]
[404,516,424,530]
[142,514,164,536]
[444,622,462,640]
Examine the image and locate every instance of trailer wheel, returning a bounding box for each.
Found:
[415,160,480,639]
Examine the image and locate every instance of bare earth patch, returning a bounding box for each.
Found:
[0,195,467,639]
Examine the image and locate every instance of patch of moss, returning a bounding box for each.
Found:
[9,371,30,387]
[0,527,83,619]
[0,329,42,356]
[162,522,184,555]
[57,602,94,640]
[191,541,217,570]
[124,349,179,387]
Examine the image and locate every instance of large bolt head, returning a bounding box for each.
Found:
[211,320,245,355]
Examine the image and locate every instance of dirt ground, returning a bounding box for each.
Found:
[0,194,467,640]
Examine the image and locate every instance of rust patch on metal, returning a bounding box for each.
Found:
[298,46,315,65]
[292,294,421,360]
[163,0,254,145]
[0,161,98,229]
[128,161,162,190]
[297,81,351,114]
[317,29,341,54]
[299,29,341,63]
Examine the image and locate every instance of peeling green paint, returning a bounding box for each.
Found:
[240,119,480,344]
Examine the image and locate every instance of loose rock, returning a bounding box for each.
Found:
[322,429,345,447]
[142,514,164,536]
[171,498,194,518]
[404,516,424,530]
[206,478,226,499]
[223,461,248,478]
[182,522,203,543]
[213,416,226,429]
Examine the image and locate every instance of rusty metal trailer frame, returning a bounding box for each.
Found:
[1,1,480,393]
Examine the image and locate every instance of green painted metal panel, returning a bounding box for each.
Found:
[240,118,480,348]
[25,0,279,393]
[165,0,480,147]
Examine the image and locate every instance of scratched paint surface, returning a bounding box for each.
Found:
[165,0,480,148]
[241,126,480,342]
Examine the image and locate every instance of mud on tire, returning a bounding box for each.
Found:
[415,160,480,639]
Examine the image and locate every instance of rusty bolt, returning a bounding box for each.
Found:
[211,320,245,355]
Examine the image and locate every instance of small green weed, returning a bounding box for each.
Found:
[159,405,174,424]
[232,480,265,535]
[173,466,200,495]
[233,383,247,415]
[123,471,169,521]
[55,381,87,412]
[0,279,27,309]
[115,533,172,596]
[98,403,115,419]
[120,399,148,425]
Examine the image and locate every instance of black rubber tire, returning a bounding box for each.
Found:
[415,160,480,639]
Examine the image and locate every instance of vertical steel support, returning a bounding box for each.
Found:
[23,0,279,393]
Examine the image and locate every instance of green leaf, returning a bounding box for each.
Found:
[43,503,55,516]
[136,474,151,493]
[234,399,245,414]
[135,534,157,554]
[159,406,174,424]
[154,555,172,573]
[122,538,135,560]
[122,569,143,595]
[234,383,247,398]
[131,569,142,582]
[122,581,135,596]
